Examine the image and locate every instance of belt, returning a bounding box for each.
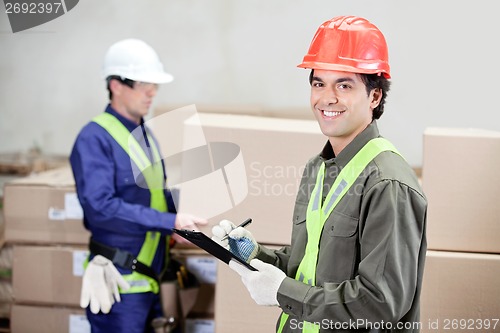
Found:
[89,238,159,283]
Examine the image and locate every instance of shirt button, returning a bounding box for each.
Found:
[286,305,292,310]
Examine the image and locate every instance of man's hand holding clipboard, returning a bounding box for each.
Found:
[212,218,287,306]
[173,218,258,271]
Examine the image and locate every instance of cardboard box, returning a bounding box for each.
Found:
[12,245,88,306]
[215,258,282,333]
[421,251,500,332]
[154,112,325,245]
[422,128,500,253]
[185,318,215,333]
[10,304,88,333]
[199,114,325,245]
[3,167,90,245]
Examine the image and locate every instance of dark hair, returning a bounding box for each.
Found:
[106,76,135,100]
[359,73,391,119]
[308,70,391,120]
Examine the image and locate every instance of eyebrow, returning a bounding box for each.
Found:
[311,76,356,84]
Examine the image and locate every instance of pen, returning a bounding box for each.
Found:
[221,218,252,241]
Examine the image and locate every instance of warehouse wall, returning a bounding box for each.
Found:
[0,0,499,166]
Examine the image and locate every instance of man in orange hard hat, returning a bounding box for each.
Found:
[213,16,427,332]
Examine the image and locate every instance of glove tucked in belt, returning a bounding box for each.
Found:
[80,255,130,314]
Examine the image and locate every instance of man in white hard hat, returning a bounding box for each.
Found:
[70,39,207,333]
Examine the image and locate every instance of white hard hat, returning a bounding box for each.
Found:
[102,39,174,84]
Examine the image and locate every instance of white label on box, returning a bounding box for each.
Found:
[185,319,215,333]
[65,193,84,219]
[73,250,89,276]
[69,314,90,333]
[186,257,217,284]
[48,207,66,220]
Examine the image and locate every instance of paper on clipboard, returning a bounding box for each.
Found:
[172,229,257,271]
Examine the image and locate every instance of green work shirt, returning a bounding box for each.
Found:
[257,121,427,333]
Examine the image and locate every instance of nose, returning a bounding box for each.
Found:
[146,85,158,97]
[320,88,338,105]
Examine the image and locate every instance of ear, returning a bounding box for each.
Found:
[109,79,123,97]
[370,88,382,109]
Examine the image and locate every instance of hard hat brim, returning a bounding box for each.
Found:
[128,71,174,84]
[297,62,391,79]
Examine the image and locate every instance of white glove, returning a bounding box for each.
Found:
[229,259,286,306]
[80,255,130,314]
[211,219,235,248]
[212,219,259,263]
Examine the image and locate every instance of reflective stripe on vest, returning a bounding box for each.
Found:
[277,138,401,333]
[93,112,168,294]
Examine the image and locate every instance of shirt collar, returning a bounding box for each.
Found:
[320,121,381,168]
[105,104,143,133]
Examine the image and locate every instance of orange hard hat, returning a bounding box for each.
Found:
[298,16,390,78]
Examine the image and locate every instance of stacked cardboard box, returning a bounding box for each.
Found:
[3,167,89,245]
[3,167,220,333]
[10,305,87,333]
[421,128,500,332]
[1,167,90,332]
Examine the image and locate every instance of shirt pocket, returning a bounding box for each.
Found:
[327,211,359,238]
[290,200,308,249]
[318,212,359,282]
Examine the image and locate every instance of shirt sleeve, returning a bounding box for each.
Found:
[70,126,176,235]
[256,245,292,272]
[276,179,427,324]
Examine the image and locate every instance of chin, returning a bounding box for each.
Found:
[318,124,338,138]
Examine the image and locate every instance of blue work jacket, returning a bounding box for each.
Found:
[70,105,177,276]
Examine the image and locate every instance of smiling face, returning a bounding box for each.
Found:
[310,69,382,154]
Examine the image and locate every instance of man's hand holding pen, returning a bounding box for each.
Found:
[212,218,259,263]
[212,218,285,307]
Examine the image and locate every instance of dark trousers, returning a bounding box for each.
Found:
[87,292,163,333]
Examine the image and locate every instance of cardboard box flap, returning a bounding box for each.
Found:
[424,127,500,138]
[6,166,74,187]
[187,113,320,134]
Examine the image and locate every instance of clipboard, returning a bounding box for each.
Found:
[173,229,258,271]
